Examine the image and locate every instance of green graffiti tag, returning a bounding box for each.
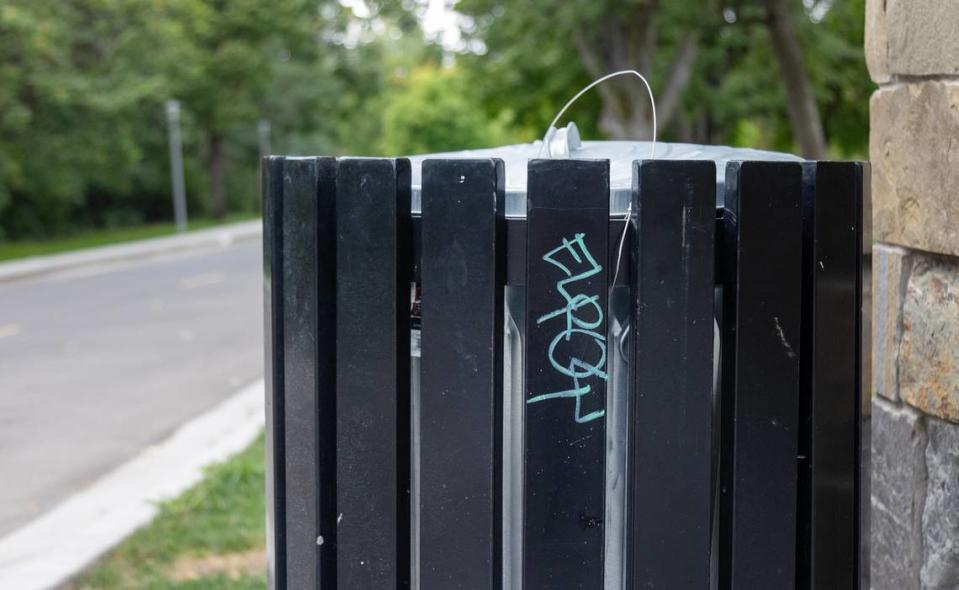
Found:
[528,233,607,423]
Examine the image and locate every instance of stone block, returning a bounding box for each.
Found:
[871,398,927,590]
[870,82,959,257]
[886,0,959,77]
[900,256,959,423]
[921,419,959,589]
[865,0,889,83]
[873,244,911,401]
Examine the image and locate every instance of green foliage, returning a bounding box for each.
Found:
[0,0,350,239]
[453,0,619,141]
[685,0,870,156]
[379,65,516,156]
[803,0,872,157]
[454,0,870,155]
[0,0,871,241]
[0,0,190,238]
[70,436,267,589]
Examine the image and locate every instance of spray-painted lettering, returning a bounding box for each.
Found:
[528,233,607,423]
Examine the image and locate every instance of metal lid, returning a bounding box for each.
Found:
[407,135,803,216]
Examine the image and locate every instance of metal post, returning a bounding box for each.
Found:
[257,119,272,215]
[258,119,272,160]
[166,100,188,233]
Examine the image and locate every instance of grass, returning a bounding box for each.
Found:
[68,435,267,590]
[0,213,258,263]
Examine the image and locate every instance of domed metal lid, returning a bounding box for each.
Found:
[406,131,802,216]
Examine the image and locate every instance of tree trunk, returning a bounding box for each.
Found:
[572,14,697,143]
[656,33,699,130]
[763,0,828,159]
[208,132,226,219]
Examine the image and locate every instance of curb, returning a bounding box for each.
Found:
[0,220,262,284]
[0,379,265,589]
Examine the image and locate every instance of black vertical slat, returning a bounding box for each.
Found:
[855,162,869,590]
[420,159,505,589]
[281,158,320,589]
[524,159,609,590]
[263,156,286,590]
[336,158,412,590]
[397,159,412,590]
[796,162,860,589]
[316,158,338,587]
[629,160,715,589]
[718,161,803,590]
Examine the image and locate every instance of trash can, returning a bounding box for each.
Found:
[262,131,868,590]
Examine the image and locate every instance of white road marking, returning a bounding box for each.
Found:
[0,379,265,589]
[178,272,225,291]
[0,324,21,339]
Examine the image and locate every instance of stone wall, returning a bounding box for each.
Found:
[867,1,959,588]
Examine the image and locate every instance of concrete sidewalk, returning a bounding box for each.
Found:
[0,380,265,590]
[0,220,262,283]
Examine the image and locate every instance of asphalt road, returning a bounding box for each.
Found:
[0,240,263,537]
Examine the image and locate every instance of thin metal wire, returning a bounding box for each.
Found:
[536,69,660,299]
[538,69,657,160]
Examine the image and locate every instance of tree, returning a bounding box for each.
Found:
[170,0,327,218]
[454,0,708,142]
[378,65,514,155]
[0,0,870,240]
[451,0,869,157]
[0,0,369,235]
[795,0,872,158]
[726,0,825,158]
[0,0,193,237]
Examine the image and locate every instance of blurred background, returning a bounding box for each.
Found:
[0,0,868,241]
[0,0,870,588]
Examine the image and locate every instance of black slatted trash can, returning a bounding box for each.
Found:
[262,138,869,590]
